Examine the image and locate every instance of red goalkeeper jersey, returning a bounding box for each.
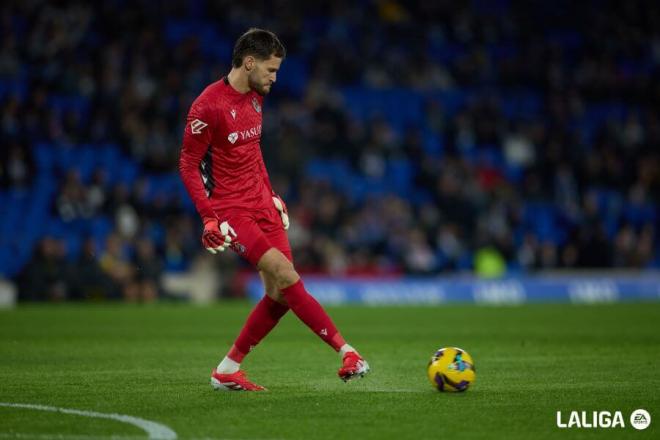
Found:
[179,77,274,220]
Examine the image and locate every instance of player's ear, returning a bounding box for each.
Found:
[244,56,255,72]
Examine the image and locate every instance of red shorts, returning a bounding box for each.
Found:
[215,206,292,266]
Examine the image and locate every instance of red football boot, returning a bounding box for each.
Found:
[338,351,370,382]
[210,369,267,391]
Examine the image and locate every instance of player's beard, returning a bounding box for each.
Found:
[248,74,270,96]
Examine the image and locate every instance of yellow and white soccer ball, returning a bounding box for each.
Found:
[427,347,476,392]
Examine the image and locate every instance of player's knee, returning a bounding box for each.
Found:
[271,260,298,290]
[258,249,299,290]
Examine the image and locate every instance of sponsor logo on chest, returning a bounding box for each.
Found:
[227,124,262,144]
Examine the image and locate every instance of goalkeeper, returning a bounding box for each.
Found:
[179,28,369,391]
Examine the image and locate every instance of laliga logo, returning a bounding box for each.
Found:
[556,409,650,430]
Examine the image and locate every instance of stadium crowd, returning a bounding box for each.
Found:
[0,0,659,301]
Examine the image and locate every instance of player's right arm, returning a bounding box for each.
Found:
[179,102,236,253]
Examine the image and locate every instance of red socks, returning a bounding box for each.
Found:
[228,295,289,362]
[281,279,346,351]
[227,279,346,363]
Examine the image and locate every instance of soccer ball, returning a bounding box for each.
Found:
[427,347,476,392]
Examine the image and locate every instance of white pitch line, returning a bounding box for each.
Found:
[0,434,148,440]
[0,403,177,440]
[0,435,278,440]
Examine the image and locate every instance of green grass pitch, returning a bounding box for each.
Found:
[1,302,659,439]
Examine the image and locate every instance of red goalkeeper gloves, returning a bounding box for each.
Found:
[202,218,237,254]
[272,194,289,230]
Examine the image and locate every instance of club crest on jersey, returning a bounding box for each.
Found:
[252,97,261,113]
[190,119,207,134]
[230,109,236,119]
[227,132,238,144]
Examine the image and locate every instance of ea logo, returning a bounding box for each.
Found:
[630,409,651,430]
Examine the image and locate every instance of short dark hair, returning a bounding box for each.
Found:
[232,28,286,68]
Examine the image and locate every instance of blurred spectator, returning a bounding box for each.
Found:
[106,184,140,240]
[99,233,137,301]
[0,142,34,189]
[87,169,109,214]
[403,228,437,274]
[71,238,116,300]
[133,238,162,302]
[474,246,507,279]
[18,237,72,301]
[55,170,93,222]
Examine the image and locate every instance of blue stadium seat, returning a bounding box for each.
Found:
[89,216,113,239]
[623,202,657,228]
[87,216,113,255]
[63,233,82,261]
[341,88,424,134]
[33,174,57,199]
[429,90,470,116]
[486,43,519,61]
[500,90,541,119]
[0,190,29,237]
[305,159,352,189]
[428,42,467,65]
[145,223,166,247]
[408,188,434,206]
[524,202,561,243]
[45,218,67,238]
[55,145,78,171]
[48,95,90,116]
[164,19,194,46]
[276,56,309,97]
[198,27,231,62]
[386,160,413,196]
[0,77,28,101]
[0,191,7,215]
[34,142,56,172]
[422,129,444,157]
[117,159,139,185]
[457,252,474,271]
[72,145,97,182]
[341,175,368,203]
[0,247,9,277]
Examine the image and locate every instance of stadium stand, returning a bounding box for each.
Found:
[0,0,658,301]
